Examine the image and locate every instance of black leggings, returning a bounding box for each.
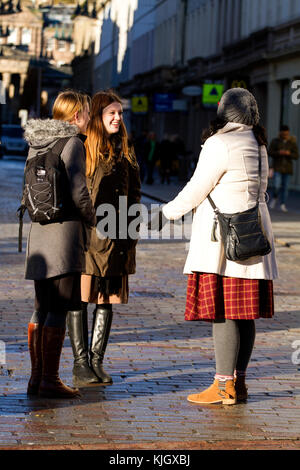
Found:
[31,273,82,328]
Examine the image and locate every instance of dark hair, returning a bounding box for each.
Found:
[253,124,268,146]
[201,118,227,143]
[202,118,268,147]
[280,125,290,132]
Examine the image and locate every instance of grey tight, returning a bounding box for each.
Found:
[213,319,256,376]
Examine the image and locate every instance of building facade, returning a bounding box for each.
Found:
[0,1,91,123]
[92,0,300,189]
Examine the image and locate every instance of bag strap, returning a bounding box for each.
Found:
[207,145,263,242]
[51,136,73,156]
[256,146,262,205]
[208,145,263,212]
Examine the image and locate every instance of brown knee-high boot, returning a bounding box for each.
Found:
[38,325,81,398]
[27,323,43,395]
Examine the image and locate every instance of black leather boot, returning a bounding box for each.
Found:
[67,309,99,385]
[90,305,113,384]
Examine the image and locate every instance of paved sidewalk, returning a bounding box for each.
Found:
[0,160,299,450]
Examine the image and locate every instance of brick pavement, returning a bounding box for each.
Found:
[0,160,299,450]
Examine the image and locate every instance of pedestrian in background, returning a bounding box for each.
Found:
[145,131,159,185]
[159,134,173,184]
[134,130,148,183]
[67,90,141,386]
[24,90,96,398]
[269,125,299,212]
[154,88,278,405]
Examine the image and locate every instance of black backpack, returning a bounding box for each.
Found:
[18,137,71,228]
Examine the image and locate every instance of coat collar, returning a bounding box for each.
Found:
[217,122,253,135]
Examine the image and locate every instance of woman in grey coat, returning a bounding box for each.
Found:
[24,90,96,398]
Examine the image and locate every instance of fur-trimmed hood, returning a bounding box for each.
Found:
[24,118,79,148]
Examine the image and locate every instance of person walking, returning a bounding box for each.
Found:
[24,90,96,398]
[145,132,159,185]
[134,130,148,183]
[152,88,278,405]
[269,125,299,212]
[67,90,141,386]
[159,134,174,184]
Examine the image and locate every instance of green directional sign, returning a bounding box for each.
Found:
[202,84,224,105]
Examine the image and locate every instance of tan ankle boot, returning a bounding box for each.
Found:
[187,379,237,405]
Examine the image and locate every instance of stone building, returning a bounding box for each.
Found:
[0,3,42,122]
[0,1,79,123]
[71,1,100,94]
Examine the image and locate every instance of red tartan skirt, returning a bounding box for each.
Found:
[185,272,274,322]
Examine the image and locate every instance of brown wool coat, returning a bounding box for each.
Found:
[83,151,141,278]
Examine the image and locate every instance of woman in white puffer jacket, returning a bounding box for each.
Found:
[161,88,278,405]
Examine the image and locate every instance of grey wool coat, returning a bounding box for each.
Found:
[23,119,96,280]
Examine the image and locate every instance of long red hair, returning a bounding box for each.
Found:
[85,90,136,177]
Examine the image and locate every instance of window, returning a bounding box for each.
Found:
[47,37,55,51]
[7,27,17,44]
[58,40,65,51]
[22,28,31,46]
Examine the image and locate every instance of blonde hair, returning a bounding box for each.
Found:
[85,90,137,177]
[52,90,90,122]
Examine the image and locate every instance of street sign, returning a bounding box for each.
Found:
[202,83,224,105]
[172,99,188,111]
[121,99,131,110]
[231,79,248,89]
[182,86,202,96]
[153,93,175,112]
[131,96,148,113]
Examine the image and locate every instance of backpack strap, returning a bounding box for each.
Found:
[51,136,73,156]
[16,171,26,252]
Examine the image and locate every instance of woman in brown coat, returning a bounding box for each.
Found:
[67,90,141,386]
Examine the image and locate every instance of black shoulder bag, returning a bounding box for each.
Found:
[207,146,272,261]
